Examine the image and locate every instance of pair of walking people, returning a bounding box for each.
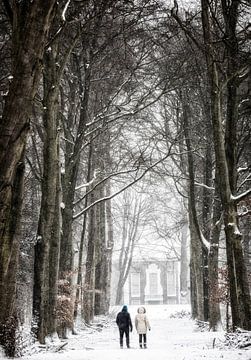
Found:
[116,305,151,349]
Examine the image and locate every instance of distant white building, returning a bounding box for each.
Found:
[112,259,183,305]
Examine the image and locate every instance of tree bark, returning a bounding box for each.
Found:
[115,193,141,305]
[33,43,61,343]
[188,203,204,320]
[94,130,113,315]
[59,50,91,331]
[94,184,106,315]
[180,210,189,304]
[74,146,92,319]
[182,95,206,320]
[82,189,96,324]
[104,181,114,311]
[0,2,56,356]
[208,172,222,330]
[201,0,251,330]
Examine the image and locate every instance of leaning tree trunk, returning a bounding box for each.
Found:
[0,2,56,356]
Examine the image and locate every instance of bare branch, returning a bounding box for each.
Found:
[73,144,175,220]
[231,188,251,203]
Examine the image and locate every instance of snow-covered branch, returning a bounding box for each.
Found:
[75,170,98,191]
[200,231,210,250]
[82,79,168,143]
[231,188,251,203]
[61,136,74,145]
[194,182,215,191]
[74,168,138,207]
[62,0,71,22]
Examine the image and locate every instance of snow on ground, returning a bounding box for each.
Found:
[8,305,251,360]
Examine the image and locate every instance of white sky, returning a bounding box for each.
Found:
[9,305,251,360]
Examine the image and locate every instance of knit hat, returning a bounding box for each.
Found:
[122,305,128,312]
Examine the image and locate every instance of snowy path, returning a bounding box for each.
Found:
[22,305,251,360]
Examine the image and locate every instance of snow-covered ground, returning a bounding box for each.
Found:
[7,305,251,360]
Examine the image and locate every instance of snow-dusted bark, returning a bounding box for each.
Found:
[208,171,222,331]
[33,43,61,344]
[0,1,57,356]
[201,0,251,330]
[179,210,189,304]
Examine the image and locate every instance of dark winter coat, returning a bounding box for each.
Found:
[116,305,133,331]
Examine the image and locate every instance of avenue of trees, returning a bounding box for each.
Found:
[0,0,250,357]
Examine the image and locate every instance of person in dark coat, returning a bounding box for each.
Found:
[116,305,133,348]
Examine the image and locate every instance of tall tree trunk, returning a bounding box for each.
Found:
[0,2,56,356]
[182,95,206,320]
[94,131,112,315]
[100,134,114,312]
[115,194,141,305]
[48,168,61,336]
[94,186,113,315]
[189,206,204,320]
[94,187,106,315]
[222,0,251,330]
[74,146,92,319]
[59,51,91,332]
[201,132,214,321]
[115,200,130,305]
[33,44,61,343]
[82,143,97,323]
[201,0,251,330]
[208,172,222,330]
[180,210,189,304]
[104,182,114,312]
[82,190,96,323]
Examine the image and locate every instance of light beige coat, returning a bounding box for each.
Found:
[135,307,151,334]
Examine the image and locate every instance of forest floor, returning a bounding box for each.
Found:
[9,305,251,360]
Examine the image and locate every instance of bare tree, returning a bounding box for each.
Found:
[114,190,150,304]
[200,0,251,329]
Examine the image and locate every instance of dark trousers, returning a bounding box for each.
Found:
[139,333,147,347]
[119,328,130,347]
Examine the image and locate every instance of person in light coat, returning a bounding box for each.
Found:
[135,306,151,348]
